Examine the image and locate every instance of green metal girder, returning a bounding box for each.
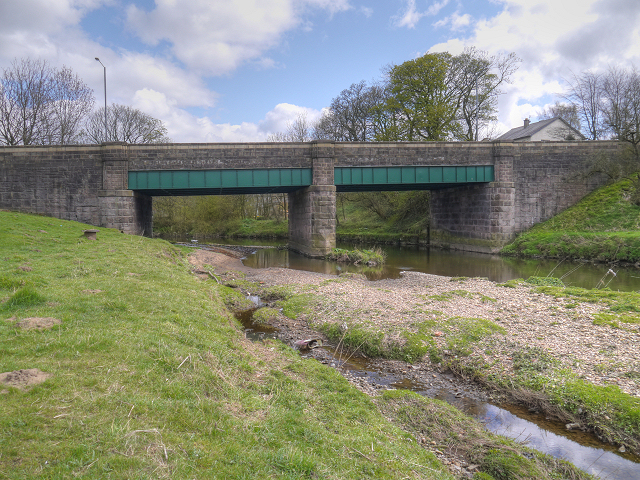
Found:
[334,165,494,186]
[128,165,494,196]
[128,168,313,195]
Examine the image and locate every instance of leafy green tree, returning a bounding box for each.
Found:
[375,52,457,141]
[315,81,386,141]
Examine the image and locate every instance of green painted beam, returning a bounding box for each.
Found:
[334,165,494,186]
[128,168,313,196]
[128,165,494,196]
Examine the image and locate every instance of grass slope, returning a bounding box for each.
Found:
[0,212,449,479]
[502,177,640,262]
[0,212,597,479]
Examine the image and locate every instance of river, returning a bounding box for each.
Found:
[236,241,640,292]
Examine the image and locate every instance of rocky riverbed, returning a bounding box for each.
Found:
[190,249,640,399]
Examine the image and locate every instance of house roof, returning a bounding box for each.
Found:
[497,117,585,141]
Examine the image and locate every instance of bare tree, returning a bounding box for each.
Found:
[448,47,520,141]
[537,101,581,129]
[0,58,94,145]
[600,66,640,157]
[82,103,171,144]
[0,59,52,145]
[266,112,314,142]
[314,81,386,141]
[46,66,95,144]
[563,71,605,140]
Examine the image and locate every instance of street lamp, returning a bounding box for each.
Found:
[95,57,107,143]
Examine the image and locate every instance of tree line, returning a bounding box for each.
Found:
[313,47,520,142]
[0,58,170,146]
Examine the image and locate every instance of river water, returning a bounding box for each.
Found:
[236,306,640,480]
[235,243,640,478]
[238,306,640,480]
[238,241,640,292]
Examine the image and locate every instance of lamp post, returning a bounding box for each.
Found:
[95,57,107,143]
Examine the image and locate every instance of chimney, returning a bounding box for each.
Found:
[524,118,530,128]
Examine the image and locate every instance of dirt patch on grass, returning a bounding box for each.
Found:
[189,249,247,274]
[15,317,61,330]
[0,369,51,390]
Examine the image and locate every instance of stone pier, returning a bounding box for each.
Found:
[288,142,336,257]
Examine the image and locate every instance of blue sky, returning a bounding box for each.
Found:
[1,0,639,142]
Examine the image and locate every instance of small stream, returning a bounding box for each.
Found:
[237,303,640,480]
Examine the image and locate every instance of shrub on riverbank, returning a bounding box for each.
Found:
[325,247,386,266]
[502,177,640,263]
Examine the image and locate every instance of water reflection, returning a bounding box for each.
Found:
[242,243,640,292]
[431,391,640,479]
[343,357,640,479]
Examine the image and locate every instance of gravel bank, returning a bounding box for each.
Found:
[190,249,640,400]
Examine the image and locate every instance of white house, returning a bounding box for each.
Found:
[497,117,585,141]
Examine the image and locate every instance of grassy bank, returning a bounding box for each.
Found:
[0,212,598,479]
[325,247,386,266]
[502,177,640,262]
[0,211,451,479]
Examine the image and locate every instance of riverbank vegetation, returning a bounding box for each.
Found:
[0,212,444,478]
[0,211,602,479]
[502,175,640,263]
[325,247,386,266]
[152,190,430,245]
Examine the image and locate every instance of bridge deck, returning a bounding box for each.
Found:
[128,165,494,195]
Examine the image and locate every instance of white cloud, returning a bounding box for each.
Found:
[434,12,472,30]
[258,103,323,135]
[0,0,89,34]
[125,0,351,76]
[393,0,451,29]
[392,0,426,29]
[303,0,352,16]
[131,93,323,143]
[359,6,374,18]
[429,0,640,136]
[426,0,450,16]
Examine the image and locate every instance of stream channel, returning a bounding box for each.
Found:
[237,298,639,480]
[222,243,640,479]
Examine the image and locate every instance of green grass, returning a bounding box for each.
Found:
[0,211,456,479]
[502,176,640,262]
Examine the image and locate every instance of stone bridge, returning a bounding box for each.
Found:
[0,141,620,256]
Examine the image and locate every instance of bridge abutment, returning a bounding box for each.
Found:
[430,143,517,253]
[99,143,153,236]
